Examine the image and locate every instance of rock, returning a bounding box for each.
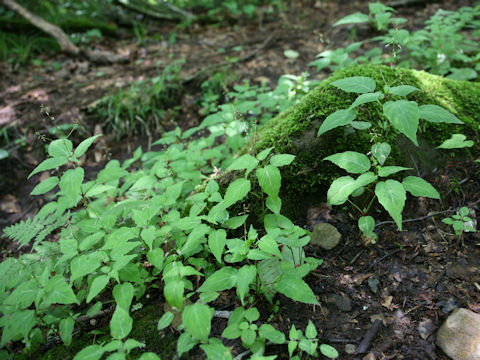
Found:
[436,308,480,360]
[310,223,341,250]
[322,293,352,312]
[345,344,356,354]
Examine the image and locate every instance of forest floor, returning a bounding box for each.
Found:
[0,0,479,359]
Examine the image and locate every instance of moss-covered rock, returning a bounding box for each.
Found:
[242,64,480,219]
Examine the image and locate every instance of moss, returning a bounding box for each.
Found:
[242,65,480,218]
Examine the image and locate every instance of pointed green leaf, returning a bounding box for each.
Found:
[256,165,281,198]
[200,338,233,360]
[266,196,282,214]
[164,280,184,309]
[74,134,102,158]
[371,142,391,165]
[318,109,356,136]
[256,147,274,161]
[437,134,473,149]
[375,180,406,230]
[358,216,375,235]
[320,344,339,359]
[208,229,227,263]
[387,85,420,97]
[327,176,355,205]
[350,91,384,108]
[4,279,38,309]
[258,234,282,258]
[228,154,259,176]
[113,282,134,310]
[305,320,317,339]
[259,324,286,344]
[225,215,248,229]
[44,275,78,305]
[48,138,73,158]
[377,166,411,177]
[70,252,104,281]
[223,178,251,207]
[73,345,106,360]
[275,275,319,305]
[333,12,370,26]
[59,317,75,345]
[324,151,370,174]
[147,248,164,271]
[31,176,59,195]
[197,267,237,292]
[402,176,440,199]
[157,312,174,330]
[270,154,296,167]
[419,105,463,124]
[331,76,376,93]
[182,303,213,342]
[383,100,419,145]
[59,167,84,205]
[28,156,68,179]
[110,306,133,339]
[236,265,257,305]
[87,275,110,303]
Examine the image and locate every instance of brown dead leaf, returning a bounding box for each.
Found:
[354,273,374,285]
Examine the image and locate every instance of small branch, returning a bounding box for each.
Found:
[355,319,382,354]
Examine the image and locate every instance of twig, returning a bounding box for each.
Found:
[349,249,365,265]
[369,248,401,269]
[355,319,382,354]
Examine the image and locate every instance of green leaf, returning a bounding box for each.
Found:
[164,280,184,309]
[317,109,356,136]
[258,234,282,258]
[110,306,133,339]
[198,267,237,292]
[182,303,213,342]
[327,176,355,205]
[241,329,256,346]
[59,317,75,345]
[375,180,406,230]
[386,85,420,97]
[223,178,251,207]
[324,151,370,174]
[259,324,286,344]
[350,92,384,108]
[274,275,319,305]
[437,134,473,149]
[138,353,161,360]
[208,229,227,263]
[447,67,477,81]
[28,156,68,179]
[48,138,73,158]
[73,345,106,360]
[229,154,259,176]
[31,176,59,195]
[158,312,174,330]
[383,100,419,146]
[70,252,104,281]
[371,142,391,166]
[44,275,78,305]
[87,275,110,303]
[358,216,375,235]
[177,332,197,357]
[0,310,36,346]
[4,279,37,308]
[256,147,274,161]
[305,320,317,339]
[200,338,232,360]
[256,165,281,198]
[74,134,102,158]
[236,265,256,305]
[0,149,8,159]
[266,196,281,214]
[147,248,164,270]
[351,121,371,130]
[319,344,339,359]
[270,154,295,167]
[113,282,134,310]
[331,76,376,93]
[225,215,248,229]
[377,166,411,177]
[333,12,370,26]
[402,176,440,199]
[59,167,84,205]
[419,104,463,124]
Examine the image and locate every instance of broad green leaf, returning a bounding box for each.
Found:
[333,12,370,26]
[419,105,463,124]
[375,180,406,230]
[353,172,377,188]
[48,138,73,158]
[1,310,36,346]
[258,234,283,258]
[174,216,202,230]
[225,215,248,229]
[371,142,391,165]
[177,332,197,357]
[402,176,440,199]
[350,92,384,108]
[164,280,184,309]
[73,345,106,360]
[4,279,37,308]
[305,320,317,339]
[182,303,213,342]
[270,154,295,167]
[110,307,133,339]
[331,76,376,93]
[113,282,134,310]
[198,267,237,292]
[383,100,419,146]
[320,344,339,359]
[28,156,68,179]
[59,167,84,205]
[437,134,473,149]
[59,317,75,345]
[87,275,110,303]
[263,214,294,232]
[200,338,233,360]
[275,275,319,305]
[256,147,274,161]
[351,121,371,130]
[386,85,420,97]
[266,196,281,214]
[377,166,411,177]
[229,154,259,176]
[317,109,356,136]
[157,312,174,330]
[44,275,78,305]
[180,224,210,257]
[74,134,102,158]
[31,176,59,195]
[208,229,227,263]
[259,324,286,344]
[256,165,281,198]
[358,216,375,235]
[236,265,256,305]
[327,176,355,205]
[71,252,104,281]
[223,178,251,207]
[138,353,161,360]
[324,151,370,174]
[147,248,165,271]
[241,329,256,346]
[447,67,477,81]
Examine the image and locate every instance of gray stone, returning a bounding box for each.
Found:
[310,223,341,250]
[322,293,352,312]
[437,308,480,360]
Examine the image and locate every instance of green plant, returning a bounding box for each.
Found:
[333,2,406,31]
[288,322,338,359]
[442,207,476,237]
[317,76,471,242]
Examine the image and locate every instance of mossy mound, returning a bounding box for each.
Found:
[243,64,480,218]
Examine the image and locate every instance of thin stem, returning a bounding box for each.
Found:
[347,199,363,215]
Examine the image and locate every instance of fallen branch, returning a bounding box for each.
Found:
[115,0,195,22]
[355,319,382,354]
